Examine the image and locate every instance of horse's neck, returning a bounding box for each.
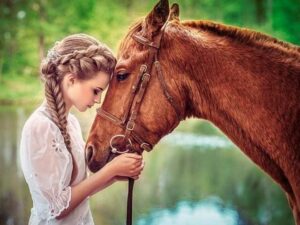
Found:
[183,35,300,153]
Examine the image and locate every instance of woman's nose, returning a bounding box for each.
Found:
[94,96,101,104]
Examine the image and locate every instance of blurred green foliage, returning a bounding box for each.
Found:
[0,0,299,103]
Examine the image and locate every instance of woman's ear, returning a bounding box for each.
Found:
[65,73,76,87]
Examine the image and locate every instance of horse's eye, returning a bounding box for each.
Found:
[116,72,129,81]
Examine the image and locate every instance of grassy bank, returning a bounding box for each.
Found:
[0,75,43,105]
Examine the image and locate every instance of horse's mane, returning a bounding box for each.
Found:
[118,19,143,53]
[182,20,300,57]
[119,19,300,59]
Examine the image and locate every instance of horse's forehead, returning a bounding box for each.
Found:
[116,47,147,70]
[118,36,142,55]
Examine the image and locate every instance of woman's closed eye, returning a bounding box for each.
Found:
[93,89,100,95]
[93,88,103,97]
[93,88,103,104]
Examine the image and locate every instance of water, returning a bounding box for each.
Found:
[0,104,294,225]
[161,131,234,149]
[137,199,239,225]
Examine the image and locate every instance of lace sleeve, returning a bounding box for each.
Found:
[21,115,73,220]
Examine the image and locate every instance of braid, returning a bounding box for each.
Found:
[40,33,116,184]
[57,44,116,77]
[43,73,78,184]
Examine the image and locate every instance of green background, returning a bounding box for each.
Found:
[0,0,299,104]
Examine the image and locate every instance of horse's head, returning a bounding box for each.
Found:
[85,0,187,172]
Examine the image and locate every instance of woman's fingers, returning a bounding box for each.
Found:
[131,159,144,170]
[132,175,139,180]
[131,165,144,176]
[124,153,142,160]
[141,160,145,168]
[132,160,143,168]
[112,153,145,178]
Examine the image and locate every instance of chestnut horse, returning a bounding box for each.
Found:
[85,0,300,222]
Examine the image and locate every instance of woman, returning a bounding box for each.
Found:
[20,33,144,225]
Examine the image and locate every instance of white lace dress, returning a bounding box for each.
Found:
[20,103,95,225]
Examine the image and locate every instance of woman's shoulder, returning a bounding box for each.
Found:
[22,104,60,135]
[22,102,82,138]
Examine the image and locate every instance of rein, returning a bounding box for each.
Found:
[97,22,182,225]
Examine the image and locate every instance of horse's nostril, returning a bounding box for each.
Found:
[86,144,95,164]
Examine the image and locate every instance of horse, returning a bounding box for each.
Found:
[85,0,300,223]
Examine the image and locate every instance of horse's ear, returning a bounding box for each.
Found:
[169,3,180,21]
[144,0,170,35]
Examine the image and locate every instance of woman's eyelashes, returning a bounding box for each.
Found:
[93,88,101,96]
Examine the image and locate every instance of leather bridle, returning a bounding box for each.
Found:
[96,22,182,225]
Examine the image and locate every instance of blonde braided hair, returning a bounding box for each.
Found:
[40,34,116,184]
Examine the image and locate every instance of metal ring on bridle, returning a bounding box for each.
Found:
[110,134,133,154]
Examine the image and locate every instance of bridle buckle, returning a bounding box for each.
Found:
[142,73,150,81]
[140,142,152,152]
[126,121,135,131]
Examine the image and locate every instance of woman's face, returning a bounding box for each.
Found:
[64,71,110,112]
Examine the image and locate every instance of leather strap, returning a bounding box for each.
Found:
[96,21,183,225]
[127,178,134,225]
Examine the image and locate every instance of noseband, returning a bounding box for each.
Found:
[96,23,182,225]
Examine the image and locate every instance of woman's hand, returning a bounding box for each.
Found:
[107,153,144,179]
[58,154,144,219]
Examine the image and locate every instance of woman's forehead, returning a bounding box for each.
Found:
[87,71,110,86]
